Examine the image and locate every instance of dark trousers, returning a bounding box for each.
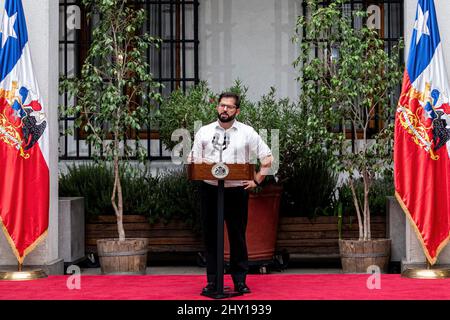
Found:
[200,182,249,284]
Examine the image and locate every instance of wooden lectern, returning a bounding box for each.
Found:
[187,162,255,299]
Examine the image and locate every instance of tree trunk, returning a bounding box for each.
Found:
[363,171,371,240]
[116,160,125,241]
[349,177,363,240]
[111,139,125,241]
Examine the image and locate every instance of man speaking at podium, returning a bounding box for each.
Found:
[189,92,273,295]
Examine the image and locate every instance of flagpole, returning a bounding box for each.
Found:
[395,0,450,278]
[0,0,51,276]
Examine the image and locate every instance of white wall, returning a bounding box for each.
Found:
[200,0,450,102]
[199,0,300,102]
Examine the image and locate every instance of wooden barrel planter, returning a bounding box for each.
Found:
[224,184,283,262]
[339,239,391,273]
[97,238,149,275]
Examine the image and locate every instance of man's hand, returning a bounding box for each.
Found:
[243,180,257,190]
[259,155,273,176]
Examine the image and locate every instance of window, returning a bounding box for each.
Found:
[59,0,199,160]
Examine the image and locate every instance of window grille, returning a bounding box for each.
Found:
[59,0,200,160]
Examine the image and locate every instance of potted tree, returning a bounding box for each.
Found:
[60,0,161,274]
[295,0,403,272]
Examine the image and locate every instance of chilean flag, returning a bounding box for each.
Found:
[395,0,450,265]
[0,0,49,264]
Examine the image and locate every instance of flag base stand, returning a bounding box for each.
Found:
[401,262,450,279]
[0,263,47,281]
[0,269,48,281]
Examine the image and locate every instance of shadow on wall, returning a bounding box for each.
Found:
[272,0,300,100]
[200,0,299,101]
[201,0,235,92]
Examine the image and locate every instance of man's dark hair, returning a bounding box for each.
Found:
[218,92,240,108]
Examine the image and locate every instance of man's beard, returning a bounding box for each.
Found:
[218,112,236,123]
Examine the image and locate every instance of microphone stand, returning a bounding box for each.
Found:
[202,133,242,299]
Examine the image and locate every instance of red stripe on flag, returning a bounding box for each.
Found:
[0,141,49,262]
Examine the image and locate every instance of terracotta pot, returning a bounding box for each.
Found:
[224,184,282,262]
[339,238,391,273]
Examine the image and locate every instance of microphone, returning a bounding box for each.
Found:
[212,133,220,146]
[223,133,229,150]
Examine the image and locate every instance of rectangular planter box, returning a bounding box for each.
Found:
[276,216,387,258]
[59,197,85,264]
[87,215,387,261]
[86,215,204,254]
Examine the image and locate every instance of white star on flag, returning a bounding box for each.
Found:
[414,5,430,45]
[0,10,17,48]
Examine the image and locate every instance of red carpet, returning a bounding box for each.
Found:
[0,274,449,300]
